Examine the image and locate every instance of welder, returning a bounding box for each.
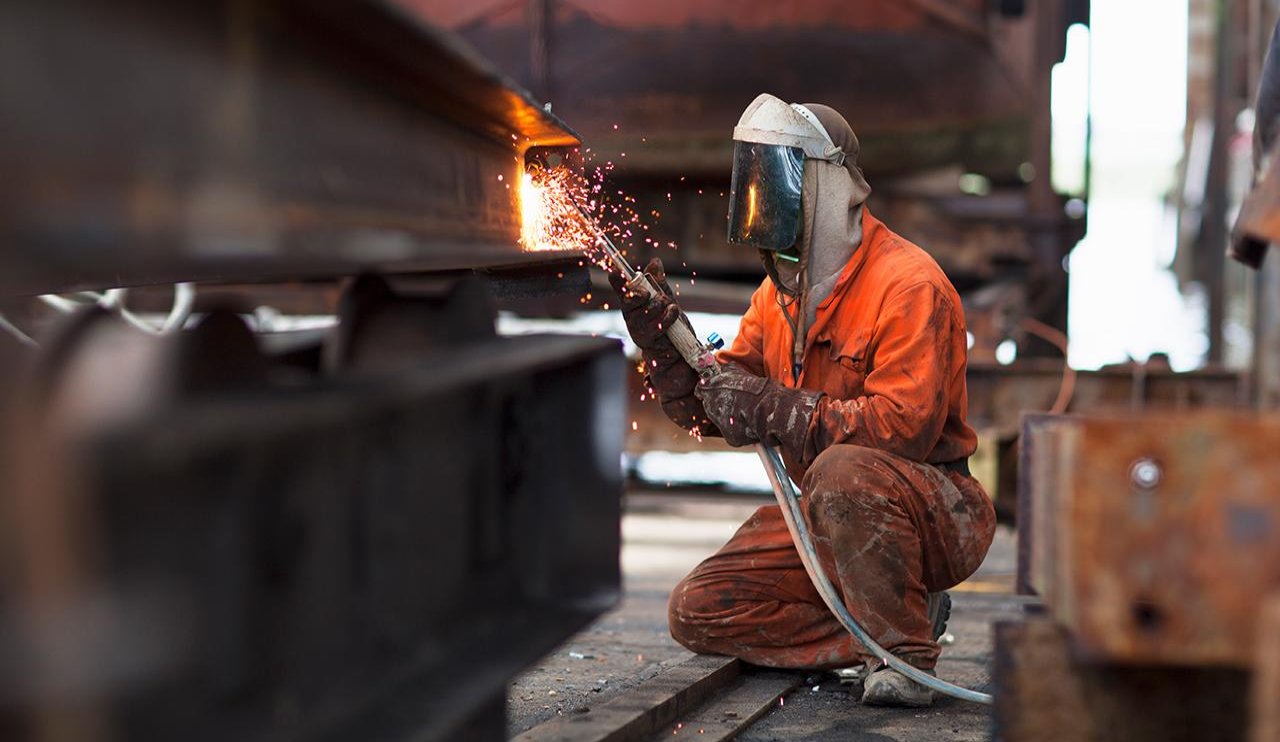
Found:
[607,94,996,707]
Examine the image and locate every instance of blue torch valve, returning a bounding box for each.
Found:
[707,331,724,350]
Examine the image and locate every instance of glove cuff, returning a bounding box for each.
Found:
[758,385,824,461]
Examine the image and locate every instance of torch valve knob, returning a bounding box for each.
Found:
[707,332,724,350]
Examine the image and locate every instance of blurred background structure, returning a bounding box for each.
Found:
[415,0,1257,517]
[4,1,1280,740]
[411,0,1088,362]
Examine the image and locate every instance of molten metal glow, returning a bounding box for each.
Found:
[519,165,595,253]
[745,183,758,234]
[519,155,681,287]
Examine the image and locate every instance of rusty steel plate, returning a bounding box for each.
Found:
[1031,412,1280,666]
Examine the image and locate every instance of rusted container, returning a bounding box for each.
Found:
[1021,411,1280,666]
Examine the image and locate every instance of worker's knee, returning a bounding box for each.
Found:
[804,445,896,499]
[806,444,881,478]
[667,572,717,652]
[801,446,912,533]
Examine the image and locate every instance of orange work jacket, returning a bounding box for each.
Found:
[718,207,978,475]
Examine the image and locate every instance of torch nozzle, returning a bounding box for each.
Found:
[561,188,641,283]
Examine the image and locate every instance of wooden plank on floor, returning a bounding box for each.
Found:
[643,671,800,742]
[514,654,741,742]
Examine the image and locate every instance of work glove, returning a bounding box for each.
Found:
[607,258,715,433]
[694,363,824,457]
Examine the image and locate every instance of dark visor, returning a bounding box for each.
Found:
[726,141,804,251]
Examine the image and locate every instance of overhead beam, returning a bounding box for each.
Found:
[0,0,581,296]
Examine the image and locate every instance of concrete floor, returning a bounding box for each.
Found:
[507,490,1027,740]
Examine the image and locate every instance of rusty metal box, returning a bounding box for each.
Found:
[1020,412,1280,666]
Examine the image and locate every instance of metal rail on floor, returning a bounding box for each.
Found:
[514,654,800,742]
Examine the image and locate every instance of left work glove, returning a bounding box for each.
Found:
[608,258,715,433]
[695,363,824,455]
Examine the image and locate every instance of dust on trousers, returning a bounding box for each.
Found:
[668,443,995,671]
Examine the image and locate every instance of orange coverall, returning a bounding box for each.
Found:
[668,208,996,671]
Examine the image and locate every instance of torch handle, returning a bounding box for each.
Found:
[578,216,719,378]
[624,271,720,379]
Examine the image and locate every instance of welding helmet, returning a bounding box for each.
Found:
[727,94,849,252]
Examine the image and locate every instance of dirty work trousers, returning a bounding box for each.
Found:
[667,444,996,671]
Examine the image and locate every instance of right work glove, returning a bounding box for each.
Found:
[607,258,717,434]
[694,362,822,461]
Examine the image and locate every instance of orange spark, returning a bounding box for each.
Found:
[519,155,681,286]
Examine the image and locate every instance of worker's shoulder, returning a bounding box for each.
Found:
[865,218,960,307]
